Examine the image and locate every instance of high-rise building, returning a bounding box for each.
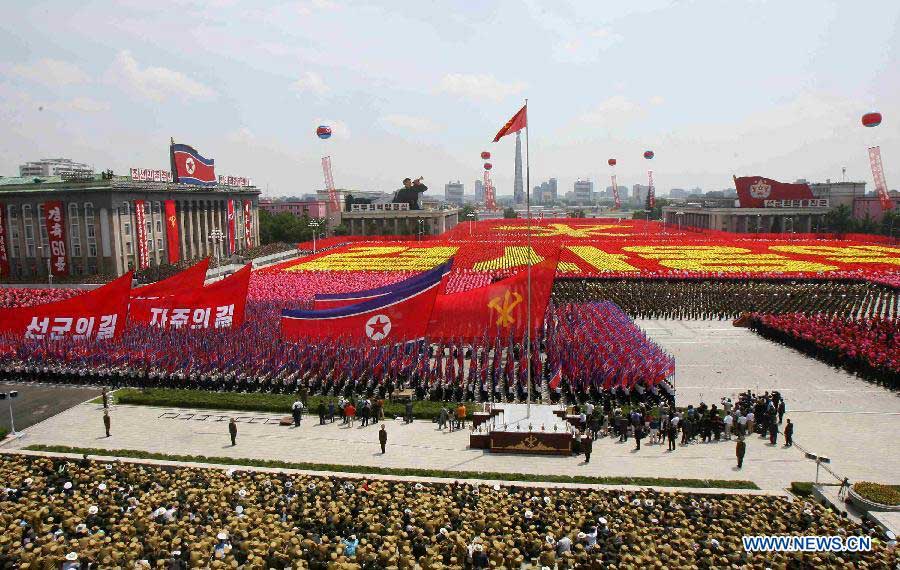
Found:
[574,179,593,204]
[547,178,558,202]
[632,184,649,206]
[19,158,93,178]
[669,188,688,199]
[444,180,465,205]
[474,179,484,202]
[513,132,524,204]
[532,185,543,205]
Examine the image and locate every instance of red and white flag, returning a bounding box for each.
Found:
[548,368,562,391]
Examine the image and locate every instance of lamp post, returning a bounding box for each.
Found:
[804,452,831,485]
[308,219,321,253]
[417,218,425,241]
[208,228,224,269]
[36,245,52,285]
[675,211,684,232]
[466,212,476,236]
[0,390,19,437]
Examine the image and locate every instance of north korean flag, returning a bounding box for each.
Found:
[171,143,216,186]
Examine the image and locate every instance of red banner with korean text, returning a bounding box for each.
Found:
[227,199,236,254]
[131,257,209,299]
[134,200,150,269]
[243,200,252,248]
[868,146,892,211]
[43,200,69,276]
[0,272,132,341]
[164,200,180,264]
[734,176,814,208]
[129,264,250,330]
[0,203,10,277]
[426,254,558,341]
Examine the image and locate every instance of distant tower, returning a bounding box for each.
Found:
[514,132,524,205]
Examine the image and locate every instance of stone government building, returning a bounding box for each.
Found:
[0,174,260,279]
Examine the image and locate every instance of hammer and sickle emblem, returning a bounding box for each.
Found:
[168,215,176,227]
[487,290,523,327]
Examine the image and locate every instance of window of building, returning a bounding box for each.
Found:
[68,202,82,257]
[126,241,133,255]
[22,204,35,258]
[7,205,20,258]
[84,202,96,257]
[37,204,49,253]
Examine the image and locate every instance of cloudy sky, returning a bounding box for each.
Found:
[0,0,898,197]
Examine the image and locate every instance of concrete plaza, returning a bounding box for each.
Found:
[5,320,898,492]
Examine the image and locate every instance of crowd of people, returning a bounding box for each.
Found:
[0,454,895,569]
[750,313,899,388]
[0,297,674,406]
[554,279,898,320]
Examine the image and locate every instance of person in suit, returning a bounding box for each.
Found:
[583,434,593,464]
[379,425,388,454]
[103,409,111,438]
[229,418,238,446]
[736,436,746,469]
[784,419,794,447]
[634,424,643,451]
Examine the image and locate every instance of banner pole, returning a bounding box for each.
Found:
[525,99,532,419]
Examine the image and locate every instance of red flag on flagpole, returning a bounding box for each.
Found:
[493,104,527,142]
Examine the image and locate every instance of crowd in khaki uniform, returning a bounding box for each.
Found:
[1,454,896,569]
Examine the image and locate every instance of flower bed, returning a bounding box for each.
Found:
[852,482,900,507]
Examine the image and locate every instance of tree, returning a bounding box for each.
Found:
[570,209,586,218]
[880,210,899,238]
[503,207,518,219]
[824,204,854,235]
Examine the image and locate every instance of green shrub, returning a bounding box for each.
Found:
[24,444,759,490]
[790,481,814,497]
[112,388,478,421]
[0,428,8,440]
[852,482,900,506]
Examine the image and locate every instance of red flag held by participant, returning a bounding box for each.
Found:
[426,253,558,341]
[130,258,209,299]
[0,272,133,341]
[129,264,250,330]
[281,268,445,344]
[548,367,562,391]
[493,104,527,142]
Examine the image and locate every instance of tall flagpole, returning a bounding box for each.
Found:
[525,99,532,419]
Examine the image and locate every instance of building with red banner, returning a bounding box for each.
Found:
[0,173,259,279]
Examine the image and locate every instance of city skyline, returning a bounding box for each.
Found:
[0,1,897,198]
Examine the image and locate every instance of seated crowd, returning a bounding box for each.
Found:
[0,454,895,569]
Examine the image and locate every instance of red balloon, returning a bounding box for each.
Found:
[643,150,655,159]
[861,112,882,127]
[481,151,491,160]
[483,163,492,170]
[608,158,616,166]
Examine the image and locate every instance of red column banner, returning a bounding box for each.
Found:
[868,146,892,211]
[164,200,180,264]
[134,200,150,269]
[43,200,69,276]
[243,200,252,248]
[0,202,10,277]
[227,199,236,254]
[0,271,133,341]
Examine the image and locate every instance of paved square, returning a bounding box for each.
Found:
[5,320,898,491]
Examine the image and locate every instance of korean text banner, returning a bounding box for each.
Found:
[43,200,69,276]
[426,255,559,341]
[282,269,445,344]
[243,200,252,248]
[313,261,453,309]
[0,202,9,277]
[227,199,236,254]
[735,176,814,208]
[0,272,132,341]
[134,200,150,269]
[130,258,209,299]
[129,264,251,330]
[164,200,180,263]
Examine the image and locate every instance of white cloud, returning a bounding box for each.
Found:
[61,97,110,113]
[438,73,526,103]
[649,95,665,106]
[108,50,216,102]
[226,127,256,144]
[291,71,329,96]
[581,96,641,124]
[313,118,350,139]
[380,114,439,133]
[10,59,90,87]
